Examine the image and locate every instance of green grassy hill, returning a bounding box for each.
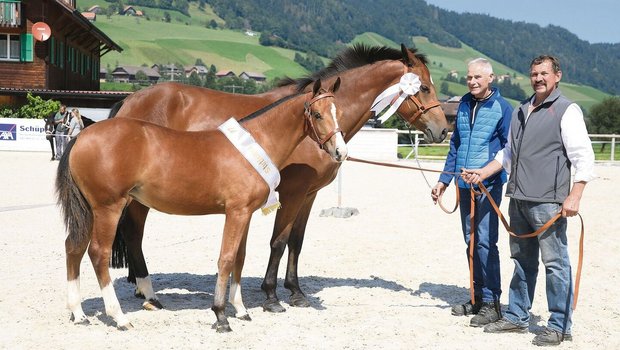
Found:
[85,3,610,111]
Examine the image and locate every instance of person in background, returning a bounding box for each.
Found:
[53,104,69,159]
[431,58,513,327]
[44,112,56,160]
[461,55,595,346]
[67,108,84,139]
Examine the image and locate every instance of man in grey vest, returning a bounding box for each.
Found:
[461,55,595,346]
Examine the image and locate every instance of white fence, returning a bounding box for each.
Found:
[399,130,620,162]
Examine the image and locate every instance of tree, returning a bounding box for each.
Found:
[586,97,620,152]
[163,11,171,23]
[195,58,205,66]
[135,70,148,85]
[208,19,218,29]
[188,71,202,86]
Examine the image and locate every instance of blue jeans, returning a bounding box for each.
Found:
[458,183,502,303]
[504,199,573,334]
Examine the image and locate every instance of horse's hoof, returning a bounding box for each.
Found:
[262,298,286,313]
[237,314,252,322]
[70,315,90,325]
[117,322,134,331]
[289,293,310,308]
[134,289,146,299]
[143,299,164,311]
[211,322,232,333]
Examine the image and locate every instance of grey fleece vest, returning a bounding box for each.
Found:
[506,89,572,203]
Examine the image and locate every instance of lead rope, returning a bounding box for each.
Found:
[473,182,584,310]
[407,127,432,188]
[346,156,584,310]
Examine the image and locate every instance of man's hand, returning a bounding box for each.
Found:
[431,182,447,204]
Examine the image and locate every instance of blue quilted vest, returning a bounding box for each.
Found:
[453,90,509,188]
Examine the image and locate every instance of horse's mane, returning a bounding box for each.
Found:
[238,92,304,123]
[276,44,428,92]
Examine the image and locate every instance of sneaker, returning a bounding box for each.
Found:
[470,301,501,327]
[451,296,482,316]
[484,318,528,334]
[531,327,572,346]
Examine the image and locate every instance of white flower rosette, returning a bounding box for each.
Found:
[370,73,422,123]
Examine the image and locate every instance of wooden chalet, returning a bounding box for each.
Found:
[0,0,124,108]
[239,71,266,83]
[111,65,160,83]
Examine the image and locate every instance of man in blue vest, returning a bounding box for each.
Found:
[461,55,595,346]
[431,58,513,327]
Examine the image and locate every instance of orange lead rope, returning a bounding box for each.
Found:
[474,182,584,310]
[346,156,584,310]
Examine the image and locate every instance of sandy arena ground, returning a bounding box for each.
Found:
[1,151,619,349]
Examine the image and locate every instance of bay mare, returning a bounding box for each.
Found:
[109,44,449,313]
[56,79,346,332]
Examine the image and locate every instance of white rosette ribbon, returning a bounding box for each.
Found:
[370,73,422,123]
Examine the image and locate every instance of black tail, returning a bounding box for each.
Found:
[111,207,137,283]
[55,138,93,249]
[108,100,124,119]
[111,208,129,268]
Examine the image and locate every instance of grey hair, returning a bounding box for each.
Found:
[467,58,494,75]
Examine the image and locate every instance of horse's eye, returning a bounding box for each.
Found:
[420,85,430,93]
[313,112,323,120]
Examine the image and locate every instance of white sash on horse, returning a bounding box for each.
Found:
[218,118,281,215]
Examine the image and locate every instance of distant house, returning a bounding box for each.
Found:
[239,71,266,83]
[184,65,209,78]
[244,30,257,37]
[448,70,458,79]
[112,65,160,83]
[81,12,96,22]
[121,5,142,16]
[496,74,512,83]
[153,64,183,79]
[99,67,107,82]
[87,5,103,14]
[216,70,236,79]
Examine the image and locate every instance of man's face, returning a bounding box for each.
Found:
[466,64,494,99]
[530,60,562,98]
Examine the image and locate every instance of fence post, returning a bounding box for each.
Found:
[612,136,616,161]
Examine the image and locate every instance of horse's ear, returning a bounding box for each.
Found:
[331,77,341,93]
[401,43,413,66]
[312,79,322,96]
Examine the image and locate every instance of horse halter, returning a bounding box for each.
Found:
[304,92,342,148]
[405,93,441,121]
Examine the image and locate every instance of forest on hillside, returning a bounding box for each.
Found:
[110,0,619,95]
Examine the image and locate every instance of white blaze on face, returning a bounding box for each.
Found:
[430,75,434,85]
[329,102,348,160]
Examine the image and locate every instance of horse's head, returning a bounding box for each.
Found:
[396,44,449,143]
[304,77,348,162]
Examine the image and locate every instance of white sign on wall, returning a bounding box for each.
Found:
[0,118,50,152]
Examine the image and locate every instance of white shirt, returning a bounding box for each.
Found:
[495,100,596,183]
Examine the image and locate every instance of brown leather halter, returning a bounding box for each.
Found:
[405,93,442,122]
[304,92,343,148]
